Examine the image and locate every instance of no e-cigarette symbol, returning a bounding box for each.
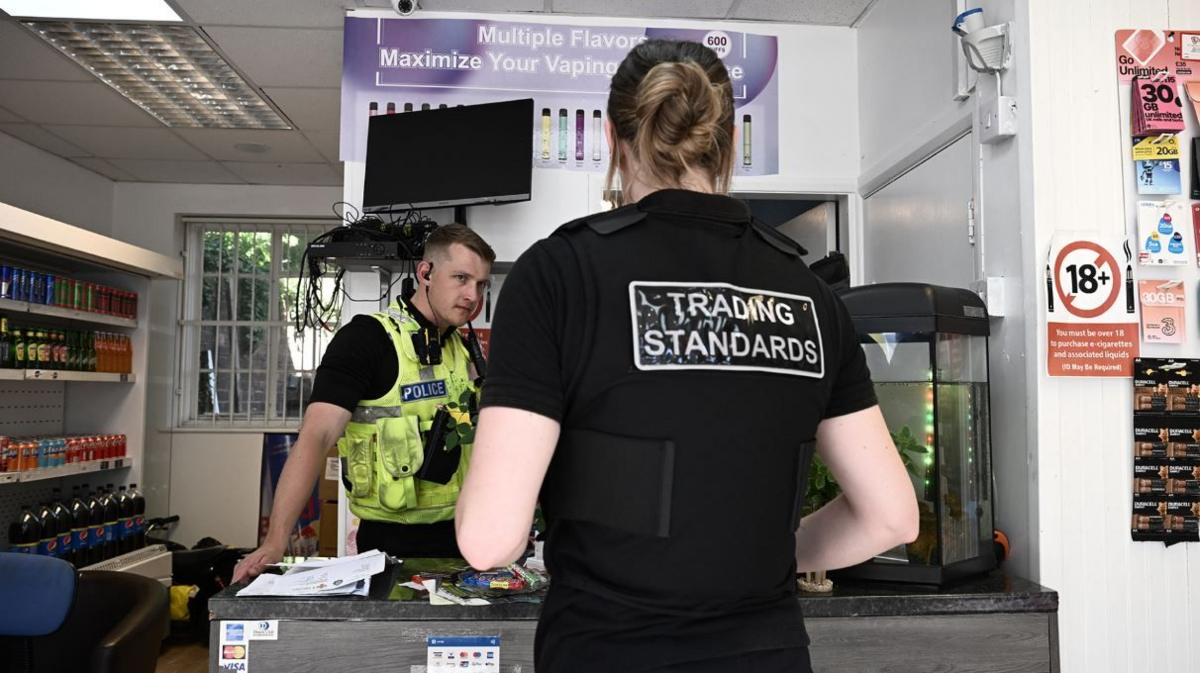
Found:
[1053,240,1121,319]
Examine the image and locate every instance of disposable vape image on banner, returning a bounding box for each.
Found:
[404,102,413,112]
[439,103,447,109]
[421,103,430,111]
[540,108,551,160]
[558,109,568,162]
[369,101,378,116]
[386,102,395,114]
[575,109,585,161]
[592,110,602,161]
[742,114,752,166]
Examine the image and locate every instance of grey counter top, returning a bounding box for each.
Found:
[210,569,1056,621]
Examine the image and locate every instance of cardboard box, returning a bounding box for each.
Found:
[318,500,339,557]
[318,444,341,502]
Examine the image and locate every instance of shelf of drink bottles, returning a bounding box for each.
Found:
[0,457,131,485]
[0,297,137,329]
[23,370,134,382]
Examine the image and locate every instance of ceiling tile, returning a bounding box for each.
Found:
[0,80,159,127]
[46,125,209,160]
[172,128,326,162]
[731,0,872,25]
[0,18,93,81]
[204,26,343,88]
[173,0,350,27]
[0,106,25,122]
[263,87,340,131]
[71,157,139,181]
[551,0,735,18]
[107,159,244,183]
[222,161,342,186]
[0,123,90,157]
[303,130,341,163]
[419,0,545,11]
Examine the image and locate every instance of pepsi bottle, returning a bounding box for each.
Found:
[115,486,132,555]
[8,505,40,554]
[35,502,58,557]
[49,489,74,564]
[84,486,107,562]
[99,486,119,560]
[128,483,146,549]
[69,486,92,566]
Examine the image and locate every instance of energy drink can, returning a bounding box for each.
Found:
[0,265,11,299]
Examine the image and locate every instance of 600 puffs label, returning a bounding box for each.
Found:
[628,281,824,377]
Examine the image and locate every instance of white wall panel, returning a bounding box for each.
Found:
[167,432,263,548]
[1026,1,1200,672]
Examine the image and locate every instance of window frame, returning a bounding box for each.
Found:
[177,216,340,430]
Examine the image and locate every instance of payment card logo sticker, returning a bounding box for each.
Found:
[249,620,278,640]
[629,281,824,378]
[223,622,244,643]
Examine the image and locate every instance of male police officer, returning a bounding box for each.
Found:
[234,224,494,582]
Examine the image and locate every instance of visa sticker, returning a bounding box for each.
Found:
[401,379,448,402]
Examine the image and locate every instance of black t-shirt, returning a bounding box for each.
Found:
[308,294,459,412]
[482,189,877,672]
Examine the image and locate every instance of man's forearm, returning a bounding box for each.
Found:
[794,494,910,573]
[264,431,334,549]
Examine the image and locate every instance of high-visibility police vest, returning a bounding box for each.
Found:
[337,302,475,525]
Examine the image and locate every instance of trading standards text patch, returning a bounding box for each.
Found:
[629,281,824,378]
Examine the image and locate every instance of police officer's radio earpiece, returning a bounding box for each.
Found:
[410,261,442,365]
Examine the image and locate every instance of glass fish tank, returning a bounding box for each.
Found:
[834,283,996,585]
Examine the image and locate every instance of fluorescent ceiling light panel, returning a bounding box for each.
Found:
[0,0,182,22]
[22,21,290,130]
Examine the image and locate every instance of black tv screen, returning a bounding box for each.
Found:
[362,98,533,212]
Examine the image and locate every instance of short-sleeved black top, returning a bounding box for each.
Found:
[481,189,877,673]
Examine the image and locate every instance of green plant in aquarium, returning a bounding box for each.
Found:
[799,425,937,585]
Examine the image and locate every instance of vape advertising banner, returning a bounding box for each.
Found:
[1044,232,1139,377]
[340,16,779,175]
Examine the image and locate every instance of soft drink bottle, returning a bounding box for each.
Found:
[115,486,133,555]
[50,488,74,564]
[35,502,58,557]
[100,486,119,560]
[8,505,40,554]
[69,486,92,565]
[128,483,146,549]
[84,485,106,562]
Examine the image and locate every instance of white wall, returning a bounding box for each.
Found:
[110,182,342,542]
[0,132,114,235]
[856,0,972,189]
[1027,2,1200,673]
[857,0,1038,582]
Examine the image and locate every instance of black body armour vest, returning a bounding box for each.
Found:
[539,191,838,616]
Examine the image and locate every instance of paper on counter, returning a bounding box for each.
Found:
[236,549,386,597]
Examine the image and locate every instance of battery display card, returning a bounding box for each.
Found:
[628,281,824,378]
[1132,358,1200,544]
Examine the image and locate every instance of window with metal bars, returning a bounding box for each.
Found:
[179,218,340,428]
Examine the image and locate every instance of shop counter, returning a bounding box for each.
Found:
[209,570,1058,672]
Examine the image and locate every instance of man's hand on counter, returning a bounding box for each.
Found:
[232,541,286,584]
